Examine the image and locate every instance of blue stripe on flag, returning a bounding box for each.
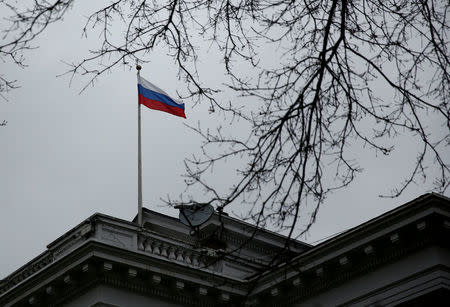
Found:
[138,84,184,110]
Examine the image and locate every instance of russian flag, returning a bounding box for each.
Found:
[137,76,186,118]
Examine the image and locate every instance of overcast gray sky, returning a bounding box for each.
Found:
[1,1,448,278]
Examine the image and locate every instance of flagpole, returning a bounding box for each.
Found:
[136,64,143,227]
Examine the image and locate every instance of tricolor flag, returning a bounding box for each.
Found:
[137,76,186,118]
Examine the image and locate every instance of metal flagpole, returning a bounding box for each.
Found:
[136,63,143,226]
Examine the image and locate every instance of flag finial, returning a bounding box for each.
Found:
[136,64,142,71]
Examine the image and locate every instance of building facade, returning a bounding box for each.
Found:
[0,193,449,306]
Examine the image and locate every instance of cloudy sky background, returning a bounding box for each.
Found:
[1,1,448,278]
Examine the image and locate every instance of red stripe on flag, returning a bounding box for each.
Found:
[139,95,186,118]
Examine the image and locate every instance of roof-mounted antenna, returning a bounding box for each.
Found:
[175,203,214,236]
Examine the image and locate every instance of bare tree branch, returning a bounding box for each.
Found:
[1,0,449,258]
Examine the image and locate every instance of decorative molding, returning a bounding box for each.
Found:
[270,287,279,296]
[101,274,217,307]
[53,234,85,260]
[128,268,137,278]
[53,223,94,260]
[0,252,53,295]
[46,286,55,295]
[220,292,230,302]
[416,221,426,231]
[339,256,349,266]
[101,226,134,249]
[137,235,207,269]
[152,275,161,284]
[176,280,185,290]
[274,224,440,306]
[28,296,37,305]
[390,233,400,243]
[0,222,95,295]
[63,275,72,284]
[292,277,302,286]
[82,263,90,273]
[364,245,374,255]
[103,262,113,271]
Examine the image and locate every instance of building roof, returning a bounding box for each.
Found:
[1,193,448,306]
